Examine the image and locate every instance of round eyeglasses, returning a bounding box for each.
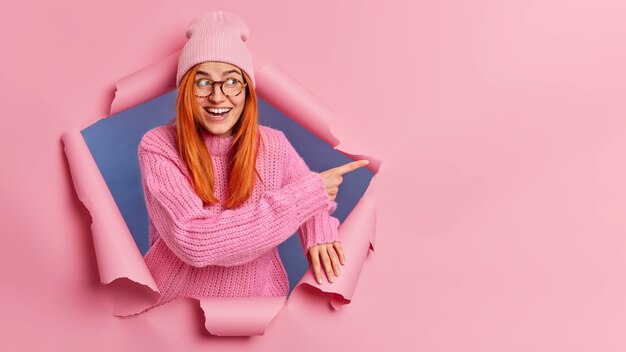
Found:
[194,78,247,98]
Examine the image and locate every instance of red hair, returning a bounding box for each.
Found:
[172,63,265,209]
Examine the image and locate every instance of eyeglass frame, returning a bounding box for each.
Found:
[194,78,248,98]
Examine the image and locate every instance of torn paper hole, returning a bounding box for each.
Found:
[62,58,380,336]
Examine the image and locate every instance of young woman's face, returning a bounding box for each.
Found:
[194,61,246,137]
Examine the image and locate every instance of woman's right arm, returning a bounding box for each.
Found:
[138,139,334,268]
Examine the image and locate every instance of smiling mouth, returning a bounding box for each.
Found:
[204,107,231,121]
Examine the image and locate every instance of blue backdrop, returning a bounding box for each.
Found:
[81,90,373,295]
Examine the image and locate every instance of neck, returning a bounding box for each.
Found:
[200,129,234,156]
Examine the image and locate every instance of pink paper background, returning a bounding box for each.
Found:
[2,0,626,351]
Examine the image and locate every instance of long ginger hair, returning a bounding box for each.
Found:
[172,63,265,209]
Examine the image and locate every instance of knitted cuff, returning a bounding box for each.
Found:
[328,199,338,214]
[299,213,341,255]
[283,171,333,224]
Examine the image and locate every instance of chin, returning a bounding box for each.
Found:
[203,124,234,137]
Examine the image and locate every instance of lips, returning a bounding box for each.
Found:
[204,107,231,121]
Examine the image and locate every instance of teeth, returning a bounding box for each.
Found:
[206,107,231,113]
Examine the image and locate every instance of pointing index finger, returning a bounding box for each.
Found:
[334,159,369,176]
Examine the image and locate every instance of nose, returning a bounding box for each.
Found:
[208,82,226,102]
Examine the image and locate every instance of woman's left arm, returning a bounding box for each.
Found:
[279,131,344,284]
[279,131,341,248]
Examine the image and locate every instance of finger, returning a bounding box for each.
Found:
[309,247,322,284]
[333,160,369,176]
[334,242,346,265]
[319,247,334,283]
[329,188,338,201]
[327,245,341,276]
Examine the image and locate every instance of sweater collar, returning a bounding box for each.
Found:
[201,129,234,156]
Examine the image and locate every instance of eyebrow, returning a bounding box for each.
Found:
[196,69,242,78]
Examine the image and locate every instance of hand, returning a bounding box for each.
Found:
[307,241,346,284]
[319,160,369,201]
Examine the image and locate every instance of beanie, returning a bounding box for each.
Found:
[176,11,255,88]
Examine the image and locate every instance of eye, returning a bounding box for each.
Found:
[196,79,211,86]
[224,78,238,87]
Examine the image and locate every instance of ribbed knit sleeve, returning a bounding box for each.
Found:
[279,131,341,256]
[137,137,335,268]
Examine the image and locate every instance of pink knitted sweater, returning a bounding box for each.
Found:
[137,124,340,310]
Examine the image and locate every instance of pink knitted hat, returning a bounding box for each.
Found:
[176,11,255,88]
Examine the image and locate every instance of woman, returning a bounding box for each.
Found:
[137,11,368,309]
